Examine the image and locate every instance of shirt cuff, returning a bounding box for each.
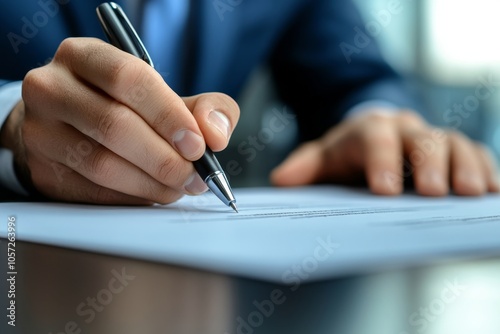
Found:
[0,81,29,196]
[344,100,401,119]
[0,149,29,196]
[0,81,23,127]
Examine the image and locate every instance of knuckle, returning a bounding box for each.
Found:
[149,98,187,131]
[412,128,435,142]
[55,38,104,66]
[107,58,156,105]
[366,132,399,149]
[22,68,52,103]
[417,128,447,146]
[376,136,399,149]
[95,105,130,145]
[23,68,42,88]
[150,106,174,130]
[398,110,425,125]
[365,112,392,124]
[107,57,134,87]
[150,100,185,131]
[108,58,150,94]
[86,148,114,182]
[54,38,80,62]
[155,157,185,186]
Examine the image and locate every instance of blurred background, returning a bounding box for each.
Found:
[222,0,500,187]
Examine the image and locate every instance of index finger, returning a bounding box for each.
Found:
[361,114,403,195]
[54,37,205,160]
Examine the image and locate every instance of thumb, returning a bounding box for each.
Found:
[270,141,325,186]
[182,93,240,152]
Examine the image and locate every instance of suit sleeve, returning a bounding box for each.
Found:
[269,0,420,142]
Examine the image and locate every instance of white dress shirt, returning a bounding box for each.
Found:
[0,81,29,195]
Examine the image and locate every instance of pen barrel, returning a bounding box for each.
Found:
[193,148,224,181]
[96,2,152,65]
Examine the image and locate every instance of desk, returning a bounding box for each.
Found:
[1,240,500,334]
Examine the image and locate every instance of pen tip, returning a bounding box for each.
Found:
[230,202,238,213]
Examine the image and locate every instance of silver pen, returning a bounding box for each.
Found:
[96,2,238,212]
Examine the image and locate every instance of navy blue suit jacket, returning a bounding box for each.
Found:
[0,0,415,200]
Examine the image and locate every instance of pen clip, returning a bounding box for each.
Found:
[96,2,154,68]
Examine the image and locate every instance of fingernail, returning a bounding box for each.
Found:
[184,173,208,195]
[173,130,205,160]
[208,110,230,139]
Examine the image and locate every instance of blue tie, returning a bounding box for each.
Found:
[140,0,190,90]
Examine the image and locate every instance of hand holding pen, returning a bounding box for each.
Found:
[12,5,239,206]
[96,2,238,211]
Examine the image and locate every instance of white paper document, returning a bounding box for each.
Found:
[1,186,500,283]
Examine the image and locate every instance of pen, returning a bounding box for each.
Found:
[96,2,238,212]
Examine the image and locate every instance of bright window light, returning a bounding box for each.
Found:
[425,0,500,83]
